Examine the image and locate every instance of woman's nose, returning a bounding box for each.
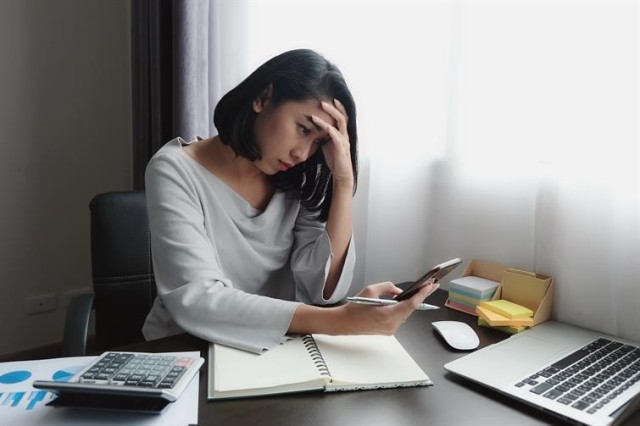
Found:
[291,142,314,162]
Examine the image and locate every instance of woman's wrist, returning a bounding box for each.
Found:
[289,304,344,335]
[332,176,354,192]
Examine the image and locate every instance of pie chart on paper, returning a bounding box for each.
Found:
[52,366,84,382]
[0,370,32,384]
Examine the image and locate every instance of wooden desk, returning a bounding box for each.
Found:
[120,290,639,425]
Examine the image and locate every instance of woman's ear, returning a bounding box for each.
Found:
[252,83,273,113]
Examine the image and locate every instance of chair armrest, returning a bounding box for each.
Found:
[61,293,94,356]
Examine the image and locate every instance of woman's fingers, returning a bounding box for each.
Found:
[321,99,348,132]
[311,113,345,143]
[311,114,341,141]
[311,99,348,138]
[342,280,442,336]
[358,281,402,298]
[310,112,353,182]
[415,281,440,299]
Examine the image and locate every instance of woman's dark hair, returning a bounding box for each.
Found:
[213,49,358,222]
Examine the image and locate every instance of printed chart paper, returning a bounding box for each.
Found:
[0,353,199,426]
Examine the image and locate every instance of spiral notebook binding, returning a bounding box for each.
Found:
[301,335,331,377]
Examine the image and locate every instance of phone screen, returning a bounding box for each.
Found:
[394,258,462,301]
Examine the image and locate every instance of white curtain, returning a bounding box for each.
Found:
[427,2,639,341]
[207,1,639,341]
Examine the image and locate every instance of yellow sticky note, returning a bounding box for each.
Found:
[476,305,534,327]
[477,317,526,334]
[479,299,534,319]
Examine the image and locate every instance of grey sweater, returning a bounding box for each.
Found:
[142,138,356,353]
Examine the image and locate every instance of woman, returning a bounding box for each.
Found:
[142,49,438,353]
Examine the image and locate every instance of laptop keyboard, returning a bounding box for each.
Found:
[515,338,640,415]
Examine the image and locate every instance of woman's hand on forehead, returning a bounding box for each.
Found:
[311,99,353,184]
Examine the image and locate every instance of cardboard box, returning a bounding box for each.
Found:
[445,259,554,327]
[496,268,554,327]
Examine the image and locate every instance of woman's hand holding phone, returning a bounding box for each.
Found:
[395,258,462,301]
[339,281,440,335]
[290,280,439,336]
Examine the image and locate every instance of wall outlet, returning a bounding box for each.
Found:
[25,293,57,315]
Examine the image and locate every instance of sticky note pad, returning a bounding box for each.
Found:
[446,299,477,315]
[478,318,526,334]
[448,290,487,306]
[479,299,534,319]
[449,276,499,299]
[476,305,534,327]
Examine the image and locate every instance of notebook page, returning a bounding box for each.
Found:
[312,334,432,390]
[208,336,326,399]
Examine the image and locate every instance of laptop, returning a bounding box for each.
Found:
[444,321,640,426]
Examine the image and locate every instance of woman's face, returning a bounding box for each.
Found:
[251,97,335,175]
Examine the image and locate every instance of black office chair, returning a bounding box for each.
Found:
[62,191,156,356]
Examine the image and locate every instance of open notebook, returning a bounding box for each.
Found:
[208,334,432,399]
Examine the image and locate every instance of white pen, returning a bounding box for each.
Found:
[346,296,439,311]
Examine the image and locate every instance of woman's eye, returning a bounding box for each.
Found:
[298,124,310,136]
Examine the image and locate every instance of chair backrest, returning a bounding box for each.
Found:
[90,191,156,351]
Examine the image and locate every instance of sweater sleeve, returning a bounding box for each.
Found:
[290,207,357,305]
[144,153,299,354]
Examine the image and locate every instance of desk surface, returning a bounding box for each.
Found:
[120,289,640,426]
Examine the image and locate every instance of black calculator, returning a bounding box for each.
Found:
[33,351,204,413]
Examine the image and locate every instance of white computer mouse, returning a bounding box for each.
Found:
[432,321,480,350]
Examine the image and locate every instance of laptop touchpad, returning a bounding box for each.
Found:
[445,334,569,389]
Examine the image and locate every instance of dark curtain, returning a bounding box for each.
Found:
[131,0,212,189]
[131,0,173,189]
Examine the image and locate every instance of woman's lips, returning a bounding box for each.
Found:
[278,161,294,172]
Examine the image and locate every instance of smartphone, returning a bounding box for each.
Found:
[394,258,462,301]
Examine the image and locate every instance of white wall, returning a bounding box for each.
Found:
[0,0,132,356]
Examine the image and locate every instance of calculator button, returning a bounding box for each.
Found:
[157,379,177,388]
[80,372,98,380]
[112,373,130,383]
